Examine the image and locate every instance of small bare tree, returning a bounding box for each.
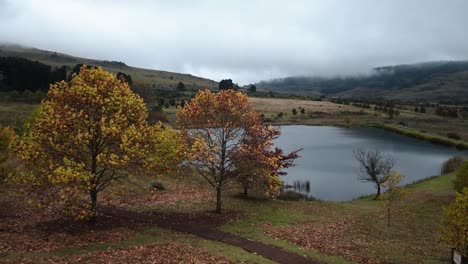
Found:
[353,149,396,199]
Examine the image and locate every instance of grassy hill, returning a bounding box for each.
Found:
[257,61,468,103]
[0,44,218,90]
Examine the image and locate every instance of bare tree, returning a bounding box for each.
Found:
[353,149,396,199]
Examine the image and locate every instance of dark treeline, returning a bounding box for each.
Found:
[0,58,137,103]
[0,57,67,92]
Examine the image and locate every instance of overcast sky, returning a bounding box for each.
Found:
[1,0,468,84]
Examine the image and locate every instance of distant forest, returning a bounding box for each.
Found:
[0,57,134,95]
[0,57,68,92]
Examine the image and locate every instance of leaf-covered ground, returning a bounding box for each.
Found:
[0,173,457,263]
[0,194,143,254]
[5,243,234,264]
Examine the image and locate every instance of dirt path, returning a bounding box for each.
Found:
[99,206,321,264]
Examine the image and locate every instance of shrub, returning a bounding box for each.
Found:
[447,132,462,140]
[454,161,468,193]
[150,180,166,191]
[278,191,316,201]
[441,156,465,175]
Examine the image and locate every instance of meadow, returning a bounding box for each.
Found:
[0,163,457,263]
[0,95,466,263]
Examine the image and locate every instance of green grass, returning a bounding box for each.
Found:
[0,103,38,113]
[213,171,457,264]
[372,123,468,149]
[405,172,456,195]
[219,197,356,264]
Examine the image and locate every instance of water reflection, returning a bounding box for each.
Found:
[284,181,311,193]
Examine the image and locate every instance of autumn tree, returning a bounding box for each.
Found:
[454,161,468,193]
[353,149,396,199]
[441,187,468,257]
[381,171,406,227]
[116,72,133,87]
[177,90,298,213]
[0,126,16,183]
[15,66,183,219]
[236,135,300,197]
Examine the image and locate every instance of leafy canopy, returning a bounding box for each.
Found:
[177,89,297,212]
[15,66,183,219]
[0,126,17,183]
[454,161,468,193]
[441,187,468,256]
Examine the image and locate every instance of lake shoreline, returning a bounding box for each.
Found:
[268,121,468,150]
[275,125,466,201]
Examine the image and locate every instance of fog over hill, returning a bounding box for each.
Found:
[1,1,468,84]
[255,61,468,102]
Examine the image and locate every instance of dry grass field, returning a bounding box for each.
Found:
[249,97,357,113]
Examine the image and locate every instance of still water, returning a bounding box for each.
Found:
[275,126,467,201]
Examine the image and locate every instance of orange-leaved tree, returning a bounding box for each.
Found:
[15,66,183,219]
[177,89,299,213]
[234,127,300,197]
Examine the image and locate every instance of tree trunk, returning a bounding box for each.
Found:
[374,183,381,200]
[215,186,222,213]
[243,185,248,196]
[89,188,98,220]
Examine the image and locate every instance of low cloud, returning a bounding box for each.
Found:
[1,0,468,84]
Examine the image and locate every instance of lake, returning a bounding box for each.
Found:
[275,125,467,201]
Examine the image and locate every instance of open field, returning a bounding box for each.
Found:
[0,96,465,263]
[249,98,357,114]
[248,97,468,148]
[2,96,468,149]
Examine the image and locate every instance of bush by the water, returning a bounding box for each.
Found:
[277,191,316,201]
[454,161,468,193]
[441,156,465,175]
[447,132,461,140]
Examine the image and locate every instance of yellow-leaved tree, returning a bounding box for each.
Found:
[0,126,17,183]
[381,171,406,227]
[15,66,183,219]
[441,187,468,257]
[177,89,299,213]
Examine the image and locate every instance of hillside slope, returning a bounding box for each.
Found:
[257,61,468,102]
[0,44,217,90]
